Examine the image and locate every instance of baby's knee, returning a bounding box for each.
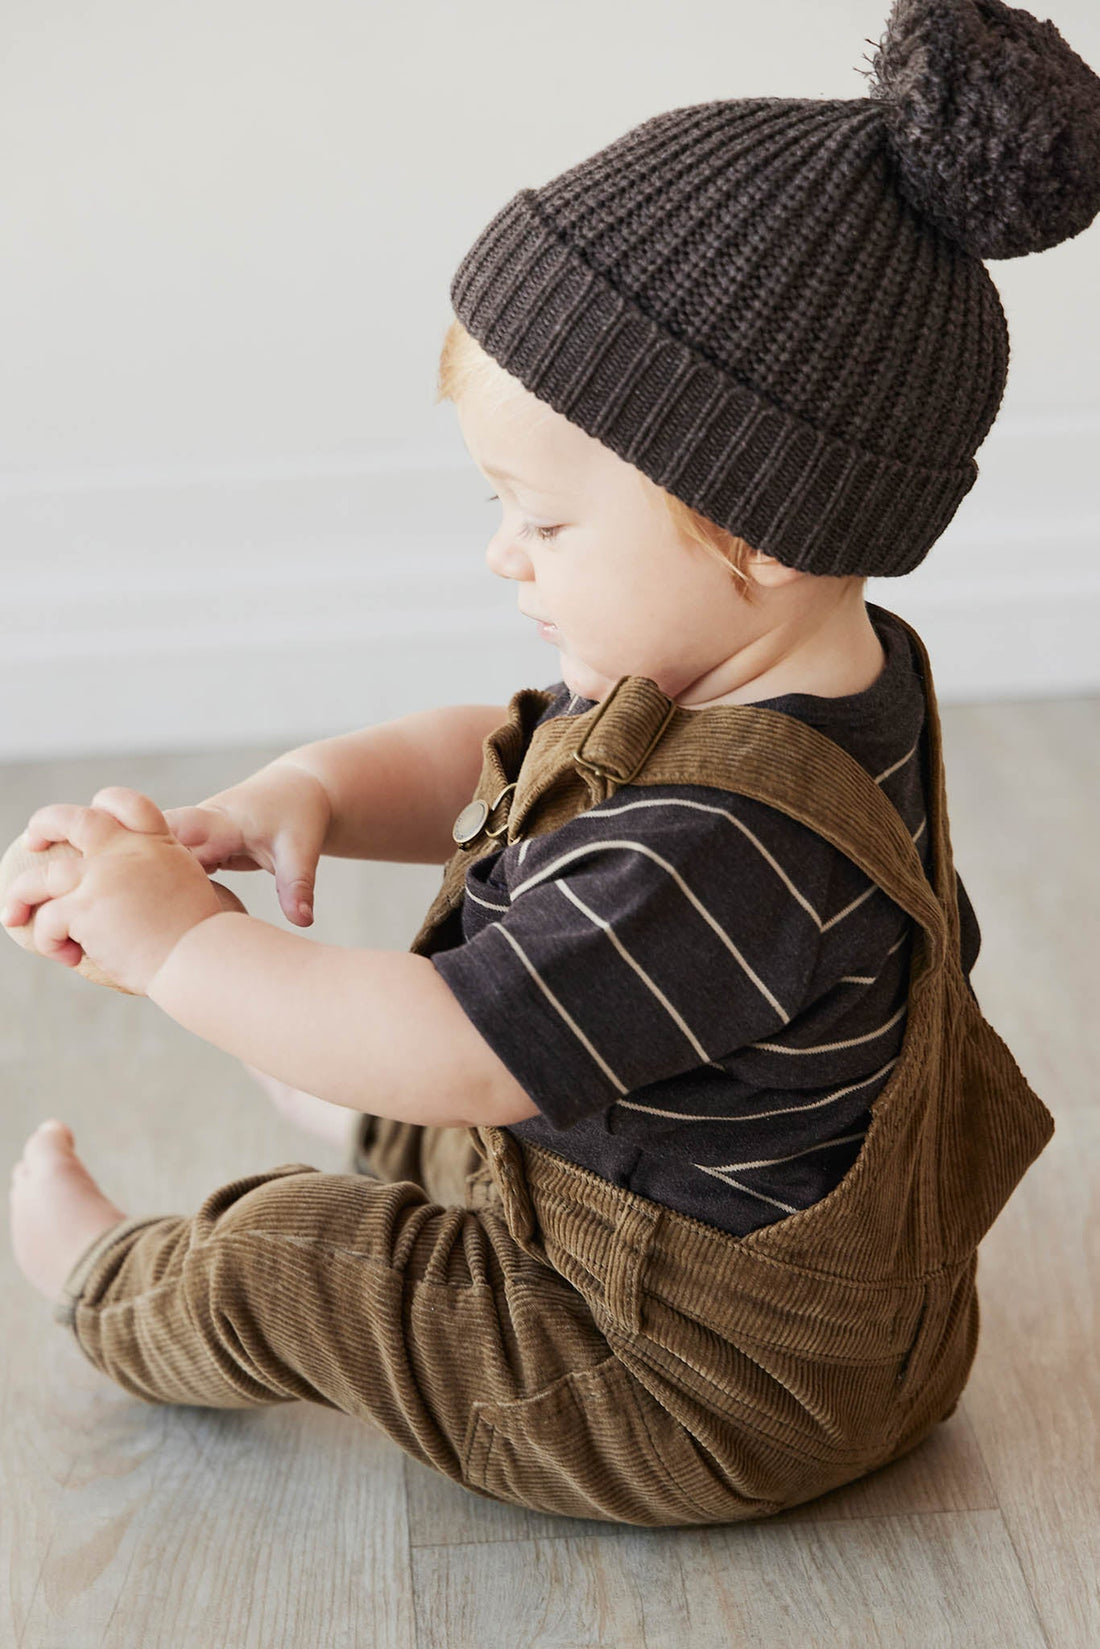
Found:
[191,1162,323,1247]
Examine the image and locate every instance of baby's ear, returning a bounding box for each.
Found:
[744,551,803,588]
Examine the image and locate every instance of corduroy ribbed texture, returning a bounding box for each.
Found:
[55,608,1054,1526]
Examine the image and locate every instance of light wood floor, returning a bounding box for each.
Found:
[1,696,1097,1648]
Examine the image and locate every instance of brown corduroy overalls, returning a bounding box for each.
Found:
[55,607,1054,1526]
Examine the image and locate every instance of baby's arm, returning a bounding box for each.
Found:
[145,698,538,1131]
[147,911,538,1130]
[275,701,511,866]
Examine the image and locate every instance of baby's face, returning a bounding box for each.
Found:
[457,371,761,707]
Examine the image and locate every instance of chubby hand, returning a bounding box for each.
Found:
[0,787,228,996]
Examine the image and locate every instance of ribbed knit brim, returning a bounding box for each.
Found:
[451,98,1010,579]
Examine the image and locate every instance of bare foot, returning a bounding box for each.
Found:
[241,1062,357,1150]
[9,1120,127,1300]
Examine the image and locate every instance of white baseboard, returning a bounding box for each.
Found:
[2,421,1098,762]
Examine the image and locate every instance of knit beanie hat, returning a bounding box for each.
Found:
[449,0,1100,579]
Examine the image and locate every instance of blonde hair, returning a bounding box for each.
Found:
[436,314,864,607]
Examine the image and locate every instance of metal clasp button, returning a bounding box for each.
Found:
[452,782,517,847]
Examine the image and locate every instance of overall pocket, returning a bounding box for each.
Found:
[461,1352,779,1527]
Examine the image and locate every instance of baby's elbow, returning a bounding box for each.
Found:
[418,965,540,1129]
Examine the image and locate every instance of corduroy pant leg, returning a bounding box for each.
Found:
[349,1112,483,1202]
[50,1141,720,1525]
[348,1112,420,1182]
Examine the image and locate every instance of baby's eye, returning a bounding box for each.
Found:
[486,495,563,543]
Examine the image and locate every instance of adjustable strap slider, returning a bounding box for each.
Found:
[574,676,678,787]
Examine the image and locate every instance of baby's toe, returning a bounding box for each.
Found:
[22,1118,76,1167]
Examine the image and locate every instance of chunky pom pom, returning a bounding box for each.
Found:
[867,0,1100,258]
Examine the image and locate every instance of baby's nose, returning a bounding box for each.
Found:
[485,538,533,580]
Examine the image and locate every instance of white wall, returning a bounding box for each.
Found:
[2,0,1098,761]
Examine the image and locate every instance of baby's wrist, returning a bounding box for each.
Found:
[145,909,251,1009]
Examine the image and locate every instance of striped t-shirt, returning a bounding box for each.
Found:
[431,604,981,1237]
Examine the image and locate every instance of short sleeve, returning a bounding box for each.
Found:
[430,784,836,1131]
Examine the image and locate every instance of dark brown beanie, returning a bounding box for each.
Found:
[449,0,1100,578]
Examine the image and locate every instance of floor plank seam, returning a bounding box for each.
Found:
[991,1505,1057,1649]
[403,1501,1008,1552]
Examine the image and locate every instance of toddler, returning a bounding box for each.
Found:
[6,0,1097,1525]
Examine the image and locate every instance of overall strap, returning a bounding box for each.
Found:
[877,608,963,968]
[510,667,951,974]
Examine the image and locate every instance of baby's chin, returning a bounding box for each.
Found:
[560,651,616,705]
